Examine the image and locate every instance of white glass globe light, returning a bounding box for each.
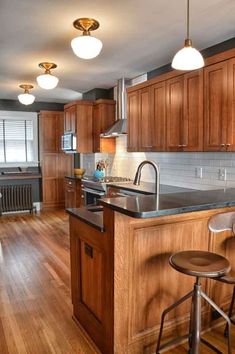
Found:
[172,44,204,71]
[18,93,35,105]
[37,73,59,90]
[71,35,103,59]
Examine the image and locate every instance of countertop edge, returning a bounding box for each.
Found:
[99,199,235,219]
[66,208,104,232]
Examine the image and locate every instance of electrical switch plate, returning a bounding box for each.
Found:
[195,167,203,179]
[219,168,227,181]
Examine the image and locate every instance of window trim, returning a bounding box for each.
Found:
[0,111,39,167]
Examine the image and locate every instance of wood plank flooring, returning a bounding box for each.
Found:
[0,210,234,353]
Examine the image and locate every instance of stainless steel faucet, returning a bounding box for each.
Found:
[133,160,160,208]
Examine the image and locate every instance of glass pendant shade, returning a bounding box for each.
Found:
[18,85,35,105]
[71,35,103,59]
[18,93,35,105]
[36,73,59,90]
[172,41,205,70]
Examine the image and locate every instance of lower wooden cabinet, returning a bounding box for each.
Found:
[65,178,83,209]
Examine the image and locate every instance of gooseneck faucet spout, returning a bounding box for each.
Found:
[133,160,160,209]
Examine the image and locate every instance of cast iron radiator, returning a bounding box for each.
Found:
[0,184,33,213]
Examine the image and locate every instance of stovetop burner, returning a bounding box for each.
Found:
[82,176,132,184]
[99,176,132,183]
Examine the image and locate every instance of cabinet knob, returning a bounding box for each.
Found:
[81,195,84,199]
[181,144,187,147]
[226,143,231,147]
[220,144,225,147]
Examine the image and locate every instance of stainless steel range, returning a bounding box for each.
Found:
[81,176,132,206]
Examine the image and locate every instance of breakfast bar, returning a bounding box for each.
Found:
[68,188,235,354]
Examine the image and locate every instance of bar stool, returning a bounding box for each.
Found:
[209,211,235,336]
[156,250,232,354]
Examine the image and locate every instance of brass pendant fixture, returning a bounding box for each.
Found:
[172,0,204,70]
[71,18,103,59]
[37,62,59,89]
[18,84,35,105]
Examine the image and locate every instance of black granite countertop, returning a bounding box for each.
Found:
[99,188,235,218]
[66,206,104,232]
[108,181,195,195]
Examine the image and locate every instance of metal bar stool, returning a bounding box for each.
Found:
[209,211,235,336]
[156,250,232,354]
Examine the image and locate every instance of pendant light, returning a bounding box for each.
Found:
[18,84,35,105]
[172,0,204,70]
[71,18,103,59]
[37,62,59,89]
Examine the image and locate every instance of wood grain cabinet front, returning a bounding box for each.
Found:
[65,178,83,209]
[166,70,203,152]
[93,99,116,153]
[204,58,235,151]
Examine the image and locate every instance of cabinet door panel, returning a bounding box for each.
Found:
[150,82,166,151]
[227,58,235,151]
[40,115,58,153]
[64,106,76,133]
[43,179,58,204]
[139,87,152,150]
[183,70,203,151]
[204,61,228,151]
[127,91,140,151]
[80,240,103,321]
[166,76,184,151]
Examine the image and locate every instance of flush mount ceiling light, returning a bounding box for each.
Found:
[18,84,35,105]
[71,18,103,59]
[36,62,59,90]
[172,0,204,71]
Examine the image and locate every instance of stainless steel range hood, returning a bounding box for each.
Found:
[100,78,130,138]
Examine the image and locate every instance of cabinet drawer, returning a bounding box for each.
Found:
[65,179,76,189]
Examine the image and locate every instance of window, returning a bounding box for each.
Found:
[0,111,38,165]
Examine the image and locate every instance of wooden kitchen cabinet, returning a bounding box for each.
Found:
[166,70,203,151]
[127,83,166,151]
[127,90,140,151]
[204,61,228,151]
[64,105,76,133]
[166,75,184,151]
[93,99,116,153]
[150,81,166,151]
[204,58,235,151]
[65,178,83,209]
[64,101,93,153]
[39,111,73,209]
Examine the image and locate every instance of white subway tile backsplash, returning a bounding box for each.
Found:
[81,136,235,190]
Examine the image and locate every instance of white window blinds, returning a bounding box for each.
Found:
[0,117,36,163]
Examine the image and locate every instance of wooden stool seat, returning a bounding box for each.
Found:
[170,250,231,278]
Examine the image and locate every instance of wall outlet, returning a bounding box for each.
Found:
[219,168,227,181]
[195,167,203,179]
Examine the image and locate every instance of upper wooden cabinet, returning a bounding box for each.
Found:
[127,83,166,152]
[166,70,203,151]
[166,75,184,151]
[39,111,64,153]
[204,59,235,151]
[127,91,140,151]
[150,81,166,151]
[64,101,93,153]
[93,99,116,153]
[64,105,76,133]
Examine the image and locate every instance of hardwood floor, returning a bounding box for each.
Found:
[0,210,234,354]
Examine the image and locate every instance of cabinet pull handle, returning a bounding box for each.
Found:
[85,243,93,258]
[181,144,187,147]
[178,144,183,147]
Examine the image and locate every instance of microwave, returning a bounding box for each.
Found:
[61,133,77,152]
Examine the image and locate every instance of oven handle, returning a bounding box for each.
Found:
[82,187,106,197]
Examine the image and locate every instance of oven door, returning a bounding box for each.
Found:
[82,187,105,206]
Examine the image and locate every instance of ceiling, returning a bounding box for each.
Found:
[0,0,235,103]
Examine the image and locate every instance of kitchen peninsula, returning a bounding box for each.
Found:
[68,188,235,354]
